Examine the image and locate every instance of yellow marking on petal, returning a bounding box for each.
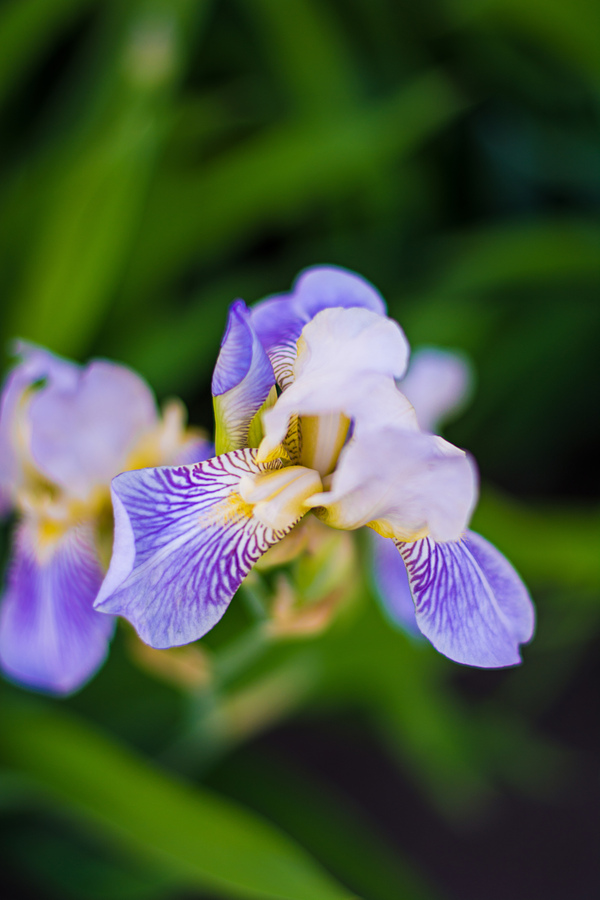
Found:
[127,399,206,469]
[300,413,350,477]
[247,385,278,448]
[201,492,256,528]
[367,520,430,542]
[239,466,322,532]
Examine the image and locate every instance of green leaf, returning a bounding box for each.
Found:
[0,0,97,109]
[0,701,356,900]
[122,70,468,302]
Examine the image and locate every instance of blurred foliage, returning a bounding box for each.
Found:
[0,0,598,898]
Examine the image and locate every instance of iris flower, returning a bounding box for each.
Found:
[96,267,535,668]
[0,343,211,693]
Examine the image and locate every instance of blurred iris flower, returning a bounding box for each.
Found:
[96,267,534,668]
[0,344,211,694]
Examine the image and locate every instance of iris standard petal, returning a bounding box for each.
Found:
[397,531,535,667]
[212,301,275,454]
[399,348,473,432]
[28,359,158,500]
[307,427,477,543]
[251,265,386,358]
[94,450,299,648]
[258,308,412,464]
[0,522,114,694]
[370,531,420,636]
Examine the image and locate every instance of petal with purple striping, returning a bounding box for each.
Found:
[0,521,114,694]
[370,531,420,636]
[94,450,297,648]
[397,531,535,667]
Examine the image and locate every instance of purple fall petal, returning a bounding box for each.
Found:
[94,450,292,649]
[0,522,114,694]
[370,531,420,636]
[28,359,158,499]
[397,531,535,668]
[250,265,386,357]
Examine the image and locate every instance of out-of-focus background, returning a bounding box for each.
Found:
[0,2,599,899]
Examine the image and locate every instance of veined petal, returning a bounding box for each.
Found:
[306,427,477,542]
[212,301,275,454]
[0,522,114,694]
[370,531,420,636]
[28,358,158,500]
[94,450,296,648]
[251,265,386,362]
[399,348,473,432]
[398,532,535,667]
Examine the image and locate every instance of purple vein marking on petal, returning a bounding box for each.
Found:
[0,523,114,695]
[397,532,534,668]
[369,530,420,637]
[95,449,293,649]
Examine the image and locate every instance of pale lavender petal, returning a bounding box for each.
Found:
[212,301,275,453]
[29,360,158,499]
[400,348,473,432]
[370,531,420,636]
[250,266,387,357]
[308,426,477,543]
[0,522,114,694]
[172,437,214,465]
[94,450,293,649]
[397,531,535,668]
[0,343,79,511]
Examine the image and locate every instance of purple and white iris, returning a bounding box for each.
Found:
[96,267,535,667]
[0,343,211,694]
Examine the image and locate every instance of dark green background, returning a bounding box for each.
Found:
[0,2,598,899]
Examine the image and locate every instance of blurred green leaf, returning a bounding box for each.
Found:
[237,0,360,116]
[0,701,356,900]
[449,0,600,80]
[0,0,97,108]
[6,0,207,357]
[122,69,468,302]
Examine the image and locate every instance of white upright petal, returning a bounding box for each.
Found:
[257,307,412,463]
[306,426,478,542]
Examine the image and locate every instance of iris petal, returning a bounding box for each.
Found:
[212,301,275,454]
[258,308,412,462]
[0,343,80,511]
[94,450,295,648]
[399,348,473,432]
[370,531,420,636]
[308,427,477,543]
[397,531,535,667]
[0,522,114,694]
[251,265,386,352]
[251,266,387,388]
[28,359,158,500]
